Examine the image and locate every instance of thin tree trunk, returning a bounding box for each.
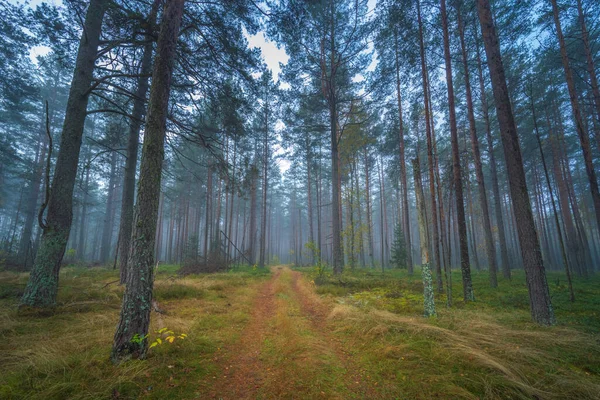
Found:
[117,0,159,282]
[413,157,430,267]
[394,28,414,274]
[248,164,257,264]
[531,96,574,301]
[475,33,510,280]
[364,147,374,268]
[378,158,385,271]
[306,145,316,264]
[259,102,269,267]
[417,0,443,292]
[577,0,600,139]
[100,150,118,264]
[18,128,47,268]
[550,0,600,235]
[441,0,473,301]
[457,6,497,287]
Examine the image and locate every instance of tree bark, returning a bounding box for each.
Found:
[577,0,600,140]
[112,0,185,362]
[413,157,430,267]
[550,0,600,236]
[475,33,510,280]
[306,143,316,264]
[364,147,374,268]
[20,0,108,308]
[477,0,555,324]
[394,28,414,274]
[248,163,257,264]
[259,90,269,267]
[117,0,160,282]
[18,127,47,268]
[100,149,118,264]
[531,96,574,301]
[441,0,474,301]
[457,6,497,287]
[417,0,442,292]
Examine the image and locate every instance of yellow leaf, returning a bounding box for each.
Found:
[166,336,175,343]
[157,338,162,345]
[149,342,158,349]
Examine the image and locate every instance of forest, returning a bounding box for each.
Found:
[1,0,600,398]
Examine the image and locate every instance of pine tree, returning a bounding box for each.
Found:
[391,223,407,269]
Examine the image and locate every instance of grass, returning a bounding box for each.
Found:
[253,269,352,399]
[0,264,270,400]
[1,263,599,399]
[297,265,600,399]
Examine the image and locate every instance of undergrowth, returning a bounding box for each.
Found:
[296,265,600,399]
[0,264,270,400]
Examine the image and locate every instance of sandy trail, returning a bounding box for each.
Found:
[209,266,377,399]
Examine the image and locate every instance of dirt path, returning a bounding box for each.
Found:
[209,266,377,399]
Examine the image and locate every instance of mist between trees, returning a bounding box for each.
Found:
[0,0,599,360]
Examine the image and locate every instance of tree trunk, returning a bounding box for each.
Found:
[413,157,430,267]
[475,34,510,280]
[531,96,574,301]
[259,102,269,268]
[577,0,600,140]
[550,0,600,236]
[477,0,554,324]
[117,0,159,282]
[20,0,108,308]
[248,163,257,264]
[100,150,118,264]
[417,0,442,292]
[77,148,92,261]
[549,124,581,273]
[394,28,414,274]
[112,0,185,362]
[457,6,497,287]
[306,145,316,264]
[378,159,385,271]
[18,127,47,268]
[364,147,374,268]
[441,0,474,301]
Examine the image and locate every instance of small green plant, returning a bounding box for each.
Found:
[304,242,329,285]
[64,248,77,264]
[149,327,188,349]
[130,333,148,345]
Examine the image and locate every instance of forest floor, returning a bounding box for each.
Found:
[1,264,600,399]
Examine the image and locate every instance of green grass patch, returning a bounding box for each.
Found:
[0,264,270,400]
[299,265,600,399]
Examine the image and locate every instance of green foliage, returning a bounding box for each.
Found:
[183,235,200,265]
[304,242,330,285]
[390,224,407,269]
[64,248,77,264]
[154,284,205,300]
[130,333,148,345]
[149,328,188,349]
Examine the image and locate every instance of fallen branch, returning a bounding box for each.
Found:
[102,280,120,288]
[62,300,109,308]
